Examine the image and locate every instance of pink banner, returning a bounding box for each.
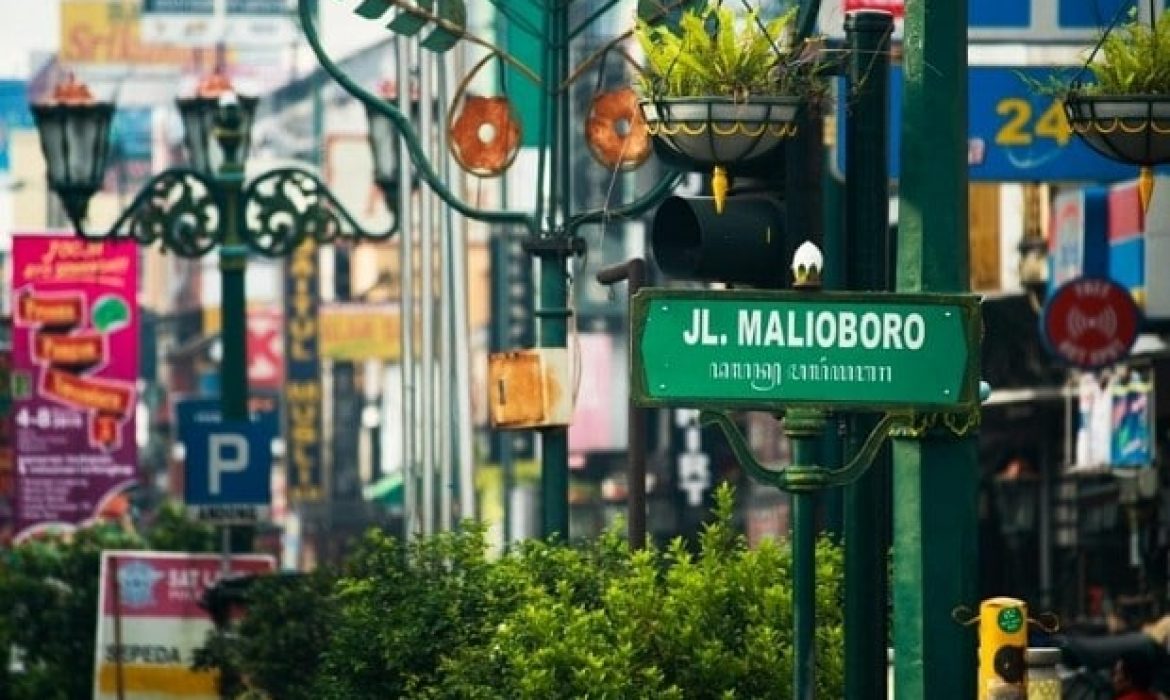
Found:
[101,552,274,618]
[11,234,138,541]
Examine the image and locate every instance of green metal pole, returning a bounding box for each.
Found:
[788,409,826,700]
[844,11,893,700]
[537,0,571,541]
[213,112,249,700]
[893,0,977,696]
[217,172,249,423]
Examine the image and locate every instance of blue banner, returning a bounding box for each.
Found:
[1111,369,1153,468]
[836,66,1140,182]
[284,240,323,502]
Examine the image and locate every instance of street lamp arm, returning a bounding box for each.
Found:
[297,0,537,234]
[240,168,396,257]
[567,170,685,234]
[74,167,223,258]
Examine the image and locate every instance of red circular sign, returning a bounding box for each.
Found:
[1041,277,1142,369]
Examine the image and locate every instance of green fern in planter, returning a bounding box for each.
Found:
[635,3,822,101]
[1082,7,1170,95]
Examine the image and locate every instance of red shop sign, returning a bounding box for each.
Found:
[1041,277,1141,369]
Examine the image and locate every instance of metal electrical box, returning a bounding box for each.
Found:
[488,348,572,429]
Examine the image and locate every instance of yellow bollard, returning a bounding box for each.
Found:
[978,597,1028,699]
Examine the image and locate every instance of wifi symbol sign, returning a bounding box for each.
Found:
[1041,277,1142,370]
[1065,307,1118,339]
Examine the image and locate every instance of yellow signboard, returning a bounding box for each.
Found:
[61,0,204,68]
[319,303,401,361]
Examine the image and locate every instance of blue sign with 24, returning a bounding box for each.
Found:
[836,65,1140,182]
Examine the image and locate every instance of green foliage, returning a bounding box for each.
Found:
[195,571,336,700]
[0,503,218,700]
[634,2,823,100]
[142,502,219,553]
[0,526,143,700]
[217,483,846,699]
[1083,8,1170,95]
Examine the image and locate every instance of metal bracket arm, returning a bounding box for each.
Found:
[699,409,901,492]
[298,0,538,234]
[70,166,398,260]
[240,167,398,257]
[109,167,227,257]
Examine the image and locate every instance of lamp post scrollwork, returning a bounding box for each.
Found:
[32,72,399,424]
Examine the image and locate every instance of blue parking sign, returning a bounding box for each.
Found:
[183,421,273,523]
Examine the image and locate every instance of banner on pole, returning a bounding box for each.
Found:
[11,234,138,541]
[319,302,400,361]
[284,240,323,502]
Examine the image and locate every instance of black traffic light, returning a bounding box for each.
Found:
[489,231,533,351]
[651,181,787,287]
[488,230,535,462]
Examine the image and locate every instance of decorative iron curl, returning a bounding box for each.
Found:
[105,169,221,257]
[242,168,396,257]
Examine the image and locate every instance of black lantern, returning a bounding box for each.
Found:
[176,73,258,175]
[30,75,115,229]
[994,459,1039,536]
[365,80,417,203]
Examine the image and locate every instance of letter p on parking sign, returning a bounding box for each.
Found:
[182,421,273,524]
[209,434,248,494]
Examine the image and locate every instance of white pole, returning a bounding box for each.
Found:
[395,37,418,538]
[436,51,454,533]
[439,49,476,523]
[419,44,436,537]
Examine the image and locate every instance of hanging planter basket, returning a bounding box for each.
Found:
[631,1,824,211]
[1064,93,1170,166]
[638,95,803,172]
[1054,3,1170,210]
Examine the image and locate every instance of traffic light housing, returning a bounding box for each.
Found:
[978,597,1028,699]
[489,231,534,350]
[651,185,787,287]
[488,231,536,461]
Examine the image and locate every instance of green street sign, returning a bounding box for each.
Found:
[631,289,981,411]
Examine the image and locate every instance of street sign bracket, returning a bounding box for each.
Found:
[700,409,903,492]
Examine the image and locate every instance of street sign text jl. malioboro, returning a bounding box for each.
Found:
[632,289,982,411]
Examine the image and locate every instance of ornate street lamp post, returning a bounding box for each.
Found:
[32,72,398,425]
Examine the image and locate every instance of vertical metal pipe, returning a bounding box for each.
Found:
[419,45,436,537]
[787,410,825,700]
[793,492,816,700]
[437,60,454,533]
[893,0,976,694]
[596,260,647,549]
[395,36,417,537]
[435,50,475,524]
[537,0,572,541]
[844,11,893,700]
[1039,427,1053,611]
[217,172,248,423]
[111,556,126,700]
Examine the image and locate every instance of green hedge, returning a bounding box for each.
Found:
[219,485,845,699]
